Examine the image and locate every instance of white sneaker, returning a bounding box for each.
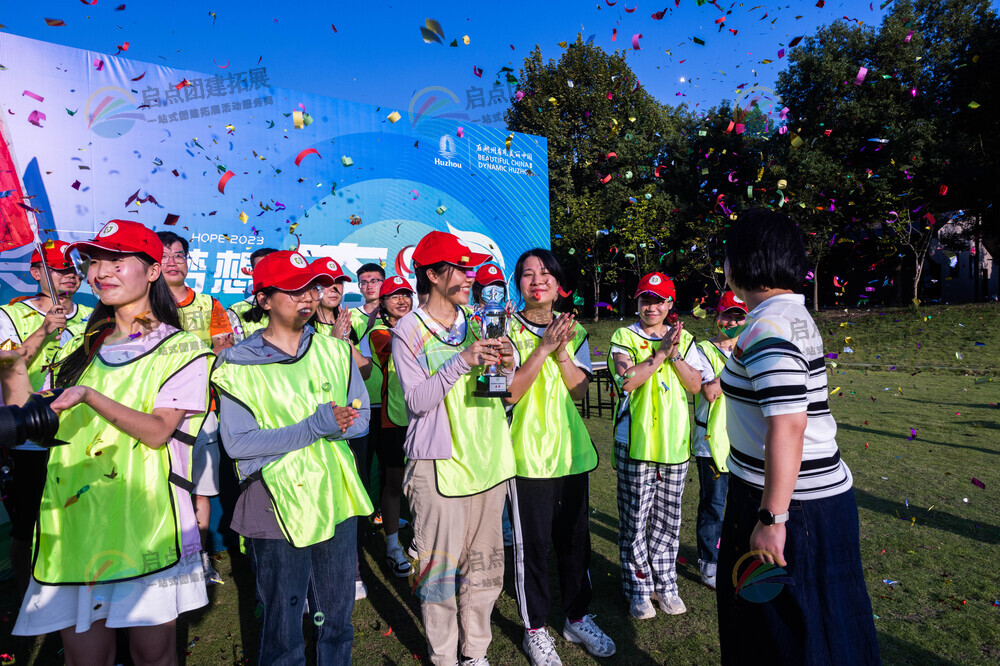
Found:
[522,627,562,666]
[651,591,686,615]
[629,597,656,620]
[701,573,717,590]
[386,544,412,578]
[406,542,419,560]
[461,657,489,666]
[354,580,368,600]
[562,615,615,657]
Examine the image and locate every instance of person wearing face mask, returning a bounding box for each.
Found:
[1,220,212,665]
[685,291,748,590]
[609,273,703,621]
[504,249,615,666]
[212,250,372,664]
[227,247,277,343]
[0,240,92,601]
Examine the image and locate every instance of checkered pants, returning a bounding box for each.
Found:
[615,439,688,602]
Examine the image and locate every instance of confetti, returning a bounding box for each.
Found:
[294,148,320,166]
[22,90,43,103]
[340,155,354,167]
[44,18,67,27]
[387,111,401,123]
[217,170,235,194]
[351,398,362,409]
[27,110,46,127]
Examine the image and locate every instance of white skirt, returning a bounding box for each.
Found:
[13,551,208,635]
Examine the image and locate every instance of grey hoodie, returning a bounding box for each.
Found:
[213,325,370,539]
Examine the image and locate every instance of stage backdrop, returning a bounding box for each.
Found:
[0,33,549,307]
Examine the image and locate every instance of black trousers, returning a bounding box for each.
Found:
[507,473,593,629]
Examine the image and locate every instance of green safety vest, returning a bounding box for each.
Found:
[33,330,212,585]
[211,333,373,547]
[351,307,384,406]
[0,300,93,391]
[693,340,730,473]
[177,291,214,348]
[609,326,695,466]
[417,309,515,496]
[369,322,407,427]
[228,299,266,339]
[507,313,598,478]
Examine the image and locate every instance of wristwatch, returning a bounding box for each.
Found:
[669,352,683,363]
[757,507,789,526]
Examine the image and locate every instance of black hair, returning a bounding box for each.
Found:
[250,247,277,266]
[724,208,809,292]
[414,261,451,296]
[54,254,181,388]
[245,287,278,324]
[357,262,385,279]
[156,231,189,255]
[513,248,566,307]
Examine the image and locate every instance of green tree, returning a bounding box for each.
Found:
[506,38,684,319]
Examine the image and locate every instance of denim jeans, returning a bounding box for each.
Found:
[695,456,729,576]
[249,518,358,666]
[717,477,880,665]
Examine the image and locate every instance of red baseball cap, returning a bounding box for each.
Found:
[634,272,675,301]
[380,275,414,297]
[30,241,73,270]
[310,257,351,283]
[716,291,748,314]
[65,220,164,264]
[253,251,334,292]
[411,231,491,269]
[475,263,505,286]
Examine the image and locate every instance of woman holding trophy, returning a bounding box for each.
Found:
[504,248,614,666]
[390,230,515,666]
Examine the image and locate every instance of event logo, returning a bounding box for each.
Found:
[408,86,469,129]
[86,86,146,138]
[731,550,792,603]
[438,134,458,160]
[98,221,119,237]
[409,549,468,603]
[289,253,307,268]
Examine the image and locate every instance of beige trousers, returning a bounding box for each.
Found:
[403,459,507,665]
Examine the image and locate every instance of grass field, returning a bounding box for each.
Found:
[2,304,998,665]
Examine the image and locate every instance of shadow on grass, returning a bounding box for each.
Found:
[838,424,1000,457]
[876,630,965,665]
[358,532,428,661]
[853,487,1000,545]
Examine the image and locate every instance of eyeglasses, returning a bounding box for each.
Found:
[284,286,321,301]
[359,278,384,287]
[162,252,188,264]
[384,293,411,302]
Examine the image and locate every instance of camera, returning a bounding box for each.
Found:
[0,389,67,450]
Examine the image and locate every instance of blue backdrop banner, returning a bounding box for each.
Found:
[0,33,549,307]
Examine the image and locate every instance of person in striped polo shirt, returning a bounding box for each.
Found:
[716,209,879,665]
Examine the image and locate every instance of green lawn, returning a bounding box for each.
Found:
[2,305,998,664]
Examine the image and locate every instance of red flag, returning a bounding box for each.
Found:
[0,113,35,251]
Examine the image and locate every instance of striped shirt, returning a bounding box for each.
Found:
[720,294,852,499]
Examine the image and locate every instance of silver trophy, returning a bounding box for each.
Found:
[473,284,511,398]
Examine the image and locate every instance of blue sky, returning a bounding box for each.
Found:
[1,0,925,129]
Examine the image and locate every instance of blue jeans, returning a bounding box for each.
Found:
[717,477,880,665]
[695,456,729,575]
[249,518,358,666]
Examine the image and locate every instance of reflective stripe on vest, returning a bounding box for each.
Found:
[694,340,730,473]
[609,326,694,465]
[0,301,93,391]
[417,309,515,497]
[33,330,211,585]
[508,313,597,478]
[370,323,407,427]
[211,333,373,547]
[350,308,384,404]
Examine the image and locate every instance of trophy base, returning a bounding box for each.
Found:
[473,375,511,399]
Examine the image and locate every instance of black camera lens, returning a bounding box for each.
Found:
[0,389,65,448]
